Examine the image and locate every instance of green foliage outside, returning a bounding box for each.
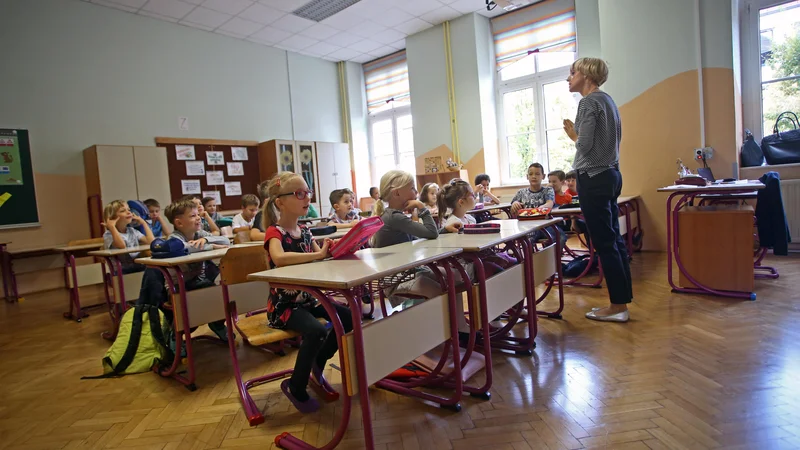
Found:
[764,24,800,133]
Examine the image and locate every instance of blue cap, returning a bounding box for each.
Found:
[151,238,188,259]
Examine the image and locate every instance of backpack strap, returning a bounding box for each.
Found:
[82,304,145,379]
[148,305,175,371]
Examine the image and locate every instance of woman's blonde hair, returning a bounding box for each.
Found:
[103,200,126,222]
[374,170,414,217]
[260,172,304,230]
[572,57,609,87]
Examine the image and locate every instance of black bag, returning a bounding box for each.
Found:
[761,112,800,165]
[561,254,596,278]
[740,129,764,167]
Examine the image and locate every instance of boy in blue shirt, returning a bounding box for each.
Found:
[143,198,170,237]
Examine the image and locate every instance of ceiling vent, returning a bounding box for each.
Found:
[293,0,363,22]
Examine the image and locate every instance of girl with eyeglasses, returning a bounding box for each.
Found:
[260,171,353,414]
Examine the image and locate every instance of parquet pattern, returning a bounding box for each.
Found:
[1,251,800,449]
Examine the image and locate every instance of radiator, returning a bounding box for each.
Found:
[782,179,800,240]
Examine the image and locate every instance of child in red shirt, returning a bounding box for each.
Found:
[548,170,573,205]
[565,170,578,196]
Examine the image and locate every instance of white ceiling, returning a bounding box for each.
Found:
[82,0,505,63]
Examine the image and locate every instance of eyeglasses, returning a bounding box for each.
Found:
[278,189,313,200]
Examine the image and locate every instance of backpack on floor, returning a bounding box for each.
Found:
[83,304,173,378]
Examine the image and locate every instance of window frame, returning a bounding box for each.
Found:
[495,59,572,186]
[367,103,414,185]
[741,0,800,138]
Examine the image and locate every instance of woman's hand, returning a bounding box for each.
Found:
[563,119,578,142]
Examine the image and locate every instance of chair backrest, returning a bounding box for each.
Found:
[68,238,104,247]
[359,197,375,215]
[219,245,268,286]
[220,226,234,237]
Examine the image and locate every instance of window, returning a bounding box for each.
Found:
[492,0,578,184]
[742,0,800,138]
[364,51,415,181]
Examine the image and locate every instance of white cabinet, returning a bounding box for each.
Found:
[257,140,323,213]
[315,142,353,218]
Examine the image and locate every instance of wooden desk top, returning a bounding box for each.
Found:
[88,245,151,257]
[369,218,562,253]
[551,196,640,216]
[6,245,61,256]
[53,243,105,253]
[247,247,462,289]
[134,243,257,267]
[657,182,765,193]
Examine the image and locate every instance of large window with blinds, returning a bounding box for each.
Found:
[364,51,415,183]
[493,0,579,184]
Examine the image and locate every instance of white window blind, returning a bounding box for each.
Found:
[363,50,410,114]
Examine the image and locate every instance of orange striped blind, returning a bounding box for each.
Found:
[363,50,410,114]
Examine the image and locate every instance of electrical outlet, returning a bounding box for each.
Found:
[694,147,714,161]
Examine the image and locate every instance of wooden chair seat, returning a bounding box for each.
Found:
[235,314,326,346]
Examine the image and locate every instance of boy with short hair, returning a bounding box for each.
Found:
[548,170,573,206]
[565,171,578,196]
[143,198,170,237]
[182,195,220,235]
[232,194,260,235]
[474,174,500,204]
[202,196,221,222]
[510,163,555,215]
[328,188,361,229]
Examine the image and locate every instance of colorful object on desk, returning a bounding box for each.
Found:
[462,223,500,234]
[517,208,548,220]
[0,192,10,208]
[329,216,383,259]
[150,238,188,259]
[472,202,485,210]
[215,217,233,228]
[675,176,709,186]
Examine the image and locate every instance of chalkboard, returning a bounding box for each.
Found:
[0,129,39,229]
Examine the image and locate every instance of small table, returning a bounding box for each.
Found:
[89,245,151,339]
[247,246,464,450]
[467,202,512,221]
[2,244,61,302]
[657,182,765,299]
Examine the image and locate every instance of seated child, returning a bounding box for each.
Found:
[143,198,170,237]
[327,188,361,228]
[369,186,381,216]
[261,172,354,413]
[232,194,260,240]
[202,196,221,223]
[103,200,155,273]
[565,170,578,196]
[474,173,500,204]
[182,195,220,235]
[511,163,563,244]
[418,182,439,216]
[137,199,231,343]
[548,170,573,206]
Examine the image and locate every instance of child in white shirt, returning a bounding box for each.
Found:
[232,194,260,241]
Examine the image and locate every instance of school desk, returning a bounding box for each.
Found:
[549,195,642,288]
[135,244,261,391]
[1,244,64,302]
[88,245,151,339]
[55,242,106,321]
[657,182,766,299]
[247,246,464,450]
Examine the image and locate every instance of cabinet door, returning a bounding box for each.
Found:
[333,143,353,192]
[96,146,137,203]
[295,141,320,205]
[133,146,171,205]
[315,142,336,218]
[275,140,295,173]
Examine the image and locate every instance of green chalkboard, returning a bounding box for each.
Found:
[0,129,40,229]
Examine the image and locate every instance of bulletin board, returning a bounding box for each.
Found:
[156,138,261,211]
[0,129,40,229]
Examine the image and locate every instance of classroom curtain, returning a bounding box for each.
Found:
[364,50,410,114]
[491,0,576,71]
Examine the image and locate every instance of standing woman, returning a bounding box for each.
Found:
[563,57,633,322]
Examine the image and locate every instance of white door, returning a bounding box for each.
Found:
[96,146,138,204]
[333,143,353,192]
[133,146,171,206]
[315,142,336,217]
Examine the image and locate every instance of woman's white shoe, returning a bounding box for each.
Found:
[585,310,629,322]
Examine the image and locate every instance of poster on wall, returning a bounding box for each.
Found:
[206,170,224,186]
[206,151,224,165]
[231,147,248,161]
[181,179,201,194]
[227,162,244,176]
[202,190,221,205]
[176,145,195,160]
[224,181,242,197]
[0,136,23,185]
[185,161,205,176]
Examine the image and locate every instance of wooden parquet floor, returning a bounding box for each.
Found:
[2,251,800,450]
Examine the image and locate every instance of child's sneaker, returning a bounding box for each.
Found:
[208,320,232,343]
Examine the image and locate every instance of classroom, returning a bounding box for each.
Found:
[1,0,799,448]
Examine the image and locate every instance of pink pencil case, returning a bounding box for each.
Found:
[462,223,500,234]
[329,216,383,259]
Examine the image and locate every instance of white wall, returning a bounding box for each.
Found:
[576,0,602,58]
[343,61,371,199]
[0,0,342,175]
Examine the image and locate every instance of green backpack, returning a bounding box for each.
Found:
[84,304,174,378]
